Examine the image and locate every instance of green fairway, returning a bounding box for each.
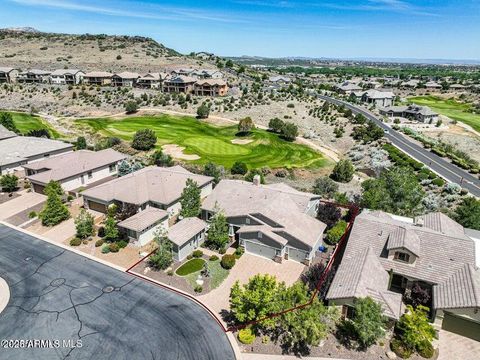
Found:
[6,111,62,138]
[409,96,480,132]
[76,114,329,169]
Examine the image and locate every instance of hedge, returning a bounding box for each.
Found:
[221,254,236,269]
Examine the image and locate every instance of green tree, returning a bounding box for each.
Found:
[361,167,425,216]
[325,220,348,244]
[268,117,284,133]
[180,179,201,218]
[312,176,339,198]
[132,128,157,150]
[39,181,69,226]
[396,305,435,352]
[104,204,119,242]
[207,210,229,250]
[151,149,173,167]
[44,180,64,196]
[231,161,248,175]
[149,228,173,270]
[203,162,224,185]
[230,274,281,327]
[454,197,480,230]
[0,174,18,192]
[75,209,94,239]
[225,59,234,68]
[238,117,255,134]
[196,103,210,119]
[76,136,87,150]
[331,159,355,183]
[350,297,387,348]
[0,112,18,133]
[281,122,299,141]
[117,160,132,176]
[124,100,139,114]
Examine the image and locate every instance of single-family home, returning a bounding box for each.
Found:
[194,79,228,97]
[326,210,480,340]
[17,69,51,83]
[268,76,291,85]
[0,134,73,175]
[379,105,439,123]
[118,207,169,247]
[336,81,362,94]
[354,89,395,107]
[449,84,466,90]
[82,165,213,216]
[201,179,326,264]
[200,70,224,79]
[83,71,113,86]
[170,68,198,77]
[24,149,126,194]
[425,81,442,90]
[400,79,420,88]
[163,76,197,94]
[50,69,85,85]
[0,67,19,83]
[112,72,140,87]
[168,217,208,261]
[136,72,168,89]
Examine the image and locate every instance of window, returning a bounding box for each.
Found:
[109,164,116,173]
[87,171,93,179]
[394,251,410,263]
[245,218,250,224]
[258,232,263,239]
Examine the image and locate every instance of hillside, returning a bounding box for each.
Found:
[0,28,211,72]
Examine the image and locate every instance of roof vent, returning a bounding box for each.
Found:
[414,217,424,227]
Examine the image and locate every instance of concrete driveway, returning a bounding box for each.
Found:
[437,329,480,360]
[0,224,235,360]
[0,192,45,221]
[198,253,305,318]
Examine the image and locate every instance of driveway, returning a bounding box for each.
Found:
[0,224,235,360]
[0,192,45,221]
[198,253,305,318]
[437,329,480,360]
[42,218,76,243]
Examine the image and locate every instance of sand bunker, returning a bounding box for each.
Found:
[230,138,253,145]
[162,144,200,160]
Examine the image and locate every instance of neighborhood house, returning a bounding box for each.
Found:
[50,69,85,85]
[117,207,169,247]
[380,105,439,123]
[168,217,208,261]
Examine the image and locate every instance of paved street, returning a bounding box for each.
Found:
[318,95,480,197]
[0,224,235,360]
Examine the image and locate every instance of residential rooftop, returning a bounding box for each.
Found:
[168,217,207,246]
[118,207,168,232]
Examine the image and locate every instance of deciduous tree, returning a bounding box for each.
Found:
[180,179,201,218]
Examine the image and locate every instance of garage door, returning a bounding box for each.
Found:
[442,312,480,341]
[288,247,308,263]
[32,183,46,194]
[88,200,107,213]
[245,241,277,260]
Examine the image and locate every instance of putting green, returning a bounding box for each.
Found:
[6,111,62,138]
[76,114,330,169]
[409,96,480,133]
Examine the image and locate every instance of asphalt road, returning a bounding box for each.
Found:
[0,224,235,360]
[318,95,480,198]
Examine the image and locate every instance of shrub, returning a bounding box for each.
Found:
[234,247,244,259]
[209,255,219,261]
[194,285,203,293]
[192,249,203,258]
[97,226,105,237]
[118,240,128,249]
[221,254,236,269]
[238,327,256,344]
[231,161,248,175]
[70,238,82,246]
[132,129,157,150]
[268,117,284,133]
[28,211,37,219]
[432,178,445,187]
[124,100,138,114]
[0,174,18,192]
[116,54,122,60]
[325,220,348,245]
[219,247,227,255]
[238,117,255,134]
[417,340,434,359]
[109,243,119,253]
[331,159,355,183]
[101,245,110,254]
[67,195,74,202]
[280,122,298,141]
[312,176,338,198]
[196,103,210,119]
[391,338,413,359]
[187,254,193,260]
[95,239,104,247]
[167,270,174,276]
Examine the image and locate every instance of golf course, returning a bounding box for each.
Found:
[6,111,61,138]
[409,96,480,132]
[76,114,330,169]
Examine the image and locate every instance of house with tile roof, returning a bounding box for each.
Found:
[50,69,85,85]
[168,217,208,261]
[83,71,113,86]
[162,75,197,94]
[326,209,480,340]
[117,207,169,247]
[194,79,228,96]
[136,72,168,89]
[112,72,140,87]
[379,104,439,123]
[201,179,326,264]
[17,69,51,83]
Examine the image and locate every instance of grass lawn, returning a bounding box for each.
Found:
[176,258,206,276]
[184,259,229,290]
[75,114,329,169]
[409,96,480,132]
[5,111,62,138]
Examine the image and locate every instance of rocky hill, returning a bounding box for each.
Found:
[0,28,211,72]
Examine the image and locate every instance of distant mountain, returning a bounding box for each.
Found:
[0,27,40,33]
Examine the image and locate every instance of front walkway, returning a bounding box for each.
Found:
[437,329,480,360]
[198,253,305,318]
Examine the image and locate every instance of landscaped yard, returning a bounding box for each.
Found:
[185,259,229,290]
[176,258,206,276]
[7,111,62,138]
[409,96,480,132]
[75,114,329,169]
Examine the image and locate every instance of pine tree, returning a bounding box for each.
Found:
[40,183,70,226]
[104,204,119,242]
[180,179,201,218]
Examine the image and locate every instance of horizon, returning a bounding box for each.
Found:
[1,0,479,61]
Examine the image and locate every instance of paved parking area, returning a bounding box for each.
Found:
[437,329,480,360]
[198,253,305,318]
[0,192,45,221]
[0,224,234,360]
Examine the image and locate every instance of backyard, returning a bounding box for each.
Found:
[8,111,62,138]
[409,96,480,132]
[75,114,330,169]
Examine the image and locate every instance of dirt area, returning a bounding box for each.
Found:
[162,144,200,160]
[0,192,20,204]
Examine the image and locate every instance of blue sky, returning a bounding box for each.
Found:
[1,0,479,59]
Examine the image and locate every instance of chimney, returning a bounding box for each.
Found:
[252,174,261,186]
[414,217,424,227]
